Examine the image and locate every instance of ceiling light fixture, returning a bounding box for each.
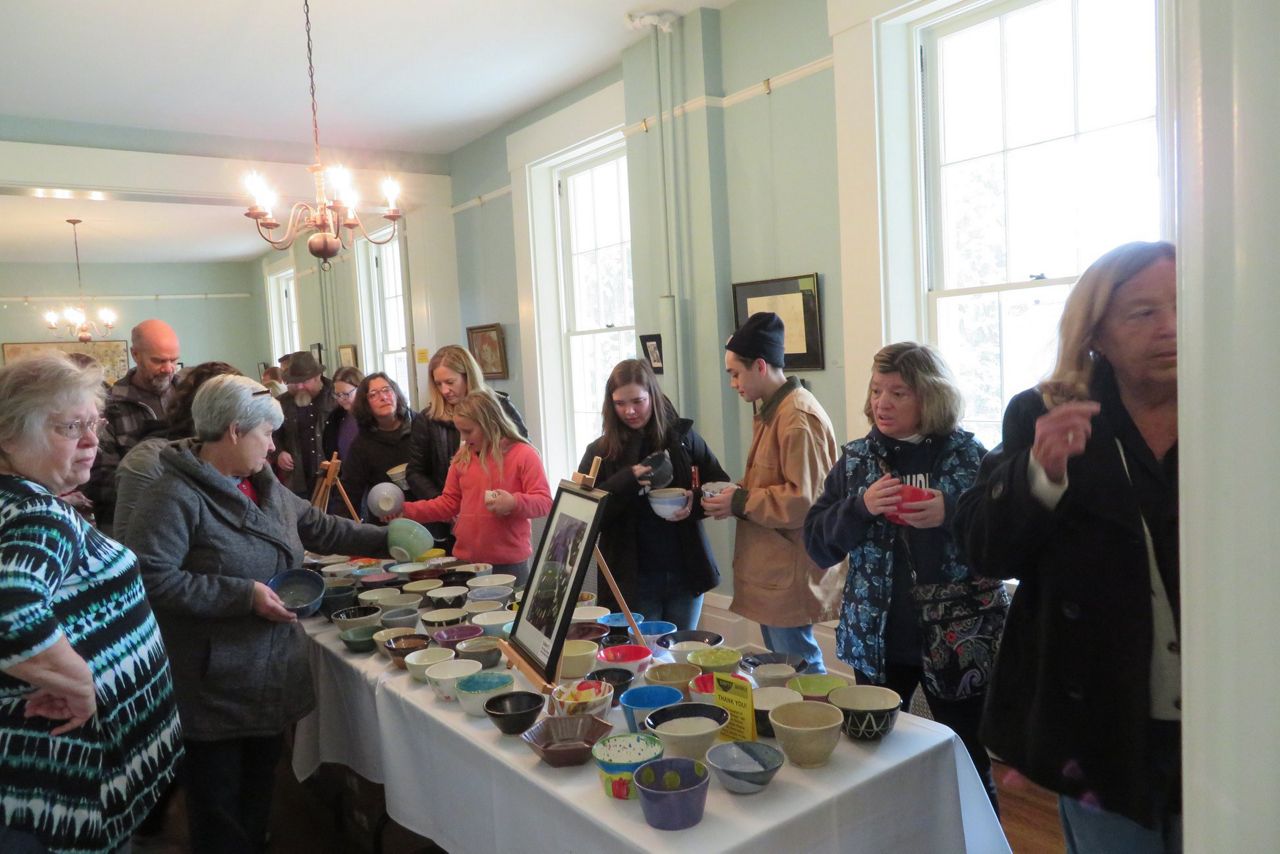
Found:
[242,0,401,270]
[45,218,116,342]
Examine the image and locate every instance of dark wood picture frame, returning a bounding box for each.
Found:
[731,273,824,370]
[507,481,610,684]
[466,323,509,380]
[337,344,359,369]
[639,333,664,374]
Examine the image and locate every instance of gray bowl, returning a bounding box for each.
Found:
[380,606,421,629]
[704,740,785,794]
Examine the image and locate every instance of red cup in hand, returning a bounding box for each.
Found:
[886,484,933,525]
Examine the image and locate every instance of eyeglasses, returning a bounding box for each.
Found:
[334,389,357,401]
[50,416,104,440]
[367,387,396,400]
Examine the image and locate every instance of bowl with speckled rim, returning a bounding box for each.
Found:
[593,733,665,800]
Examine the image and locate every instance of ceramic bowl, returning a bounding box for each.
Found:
[645,702,730,760]
[377,592,422,612]
[323,577,357,593]
[688,647,743,674]
[404,647,455,682]
[585,667,634,707]
[620,685,684,733]
[699,481,734,498]
[320,562,355,579]
[520,715,613,767]
[406,568,447,583]
[646,487,688,520]
[454,636,503,669]
[332,605,382,633]
[593,733,665,800]
[427,585,470,610]
[656,629,723,653]
[455,672,516,717]
[386,462,409,487]
[597,612,644,639]
[310,552,350,566]
[384,634,431,668]
[367,482,405,517]
[387,517,434,563]
[596,644,652,676]
[786,673,852,703]
[571,605,610,623]
[566,622,610,643]
[738,651,812,677]
[558,640,599,680]
[462,600,503,617]
[424,658,483,701]
[633,757,711,831]
[635,620,678,652]
[379,607,421,630]
[267,569,325,617]
[484,691,543,735]
[419,608,469,629]
[338,625,379,652]
[471,610,515,636]
[346,566,387,584]
[752,662,800,689]
[466,573,517,589]
[437,571,473,588]
[689,672,752,706]
[466,586,513,606]
[450,562,492,576]
[356,571,400,590]
[320,589,358,620]
[372,627,417,659]
[827,685,902,741]
[705,740,785,795]
[769,701,844,768]
[431,623,485,651]
[643,663,702,700]
[386,561,429,577]
[401,578,444,596]
[753,686,803,738]
[358,587,402,608]
[576,590,597,605]
[549,679,614,717]
[664,641,710,666]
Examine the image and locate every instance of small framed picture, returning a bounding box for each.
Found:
[732,273,824,370]
[639,334,664,374]
[337,344,359,369]
[507,481,610,684]
[466,323,509,380]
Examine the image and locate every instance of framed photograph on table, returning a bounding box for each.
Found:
[466,323,508,380]
[337,344,358,369]
[731,273,824,370]
[507,481,610,685]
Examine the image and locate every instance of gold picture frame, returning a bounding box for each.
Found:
[466,323,508,380]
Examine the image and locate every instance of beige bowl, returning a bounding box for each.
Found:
[404,647,455,682]
[643,663,702,700]
[378,593,423,611]
[357,588,402,608]
[753,662,799,689]
[372,627,417,659]
[463,600,503,615]
[466,573,518,589]
[402,578,444,596]
[769,701,844,768]
[558,640,600,679]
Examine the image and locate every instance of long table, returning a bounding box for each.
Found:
[293,619,1010,853]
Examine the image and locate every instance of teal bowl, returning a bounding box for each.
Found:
[387,518,434,563]
[338,625,380,652]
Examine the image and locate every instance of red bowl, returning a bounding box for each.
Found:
[886,484,934,525]
[596,643,653,675]
[690,672,750,695]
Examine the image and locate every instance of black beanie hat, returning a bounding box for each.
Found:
[725,312,786,368]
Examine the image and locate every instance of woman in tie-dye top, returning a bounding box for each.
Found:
[0,352,182,854]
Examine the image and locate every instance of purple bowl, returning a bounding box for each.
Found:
[432,623,485,650]
[633,757,711,830]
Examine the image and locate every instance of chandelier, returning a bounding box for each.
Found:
[45,219,116,343]
[242,0,401,270]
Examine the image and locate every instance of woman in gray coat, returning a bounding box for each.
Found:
[123,375,388,854]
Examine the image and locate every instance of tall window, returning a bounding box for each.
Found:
[357,231,413,397]
[555,149,636,462]
[266,265,299,360]
[921,0,1161,446]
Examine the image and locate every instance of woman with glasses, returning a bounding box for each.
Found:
[340,373,421,521]
[323,366,365,464]
[0,352,182,853]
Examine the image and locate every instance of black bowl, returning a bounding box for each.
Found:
[644,701,730,733]
[585,667,634,707]
[655,629,724,651]
[738,651,811,676]
[485,690,544,735]
[438,571,472,588]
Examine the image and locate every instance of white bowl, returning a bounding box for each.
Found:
[388,561,430,577]
[572,605,610,623]
[462,600,503,615]
[701,481,734,497]
[668,640,711,666]
[450,562,492,576]
[472,610,515,636]
[558,640,600,679]
[466,573,518,589]
[405,647,455,681]
[647,487,687,520]
[424,659,483,701]
[358,588,402,608]
[368,482,405,516]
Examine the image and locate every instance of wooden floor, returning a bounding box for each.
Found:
[993,759,1067,853]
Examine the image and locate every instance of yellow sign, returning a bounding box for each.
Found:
[416,348,431,364]
[714,673,756,741]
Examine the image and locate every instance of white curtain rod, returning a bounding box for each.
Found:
[2,293,252,303]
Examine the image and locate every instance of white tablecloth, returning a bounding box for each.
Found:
[294,620,1010,854]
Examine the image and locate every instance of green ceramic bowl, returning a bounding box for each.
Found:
[687,646,743,674]
[338,624,380,652]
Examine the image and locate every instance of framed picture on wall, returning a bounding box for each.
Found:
[731,273,824,370]
[639,334,664,374]
[466,323,508,379]
[337,344,358,369]
[507,481,610,684]
[2,340,131,385]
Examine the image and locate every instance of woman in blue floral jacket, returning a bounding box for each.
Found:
[804,342,1007,810]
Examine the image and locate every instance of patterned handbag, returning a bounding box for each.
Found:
[911,576,1010,700]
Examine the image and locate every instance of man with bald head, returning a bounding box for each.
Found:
[86,319,181,533]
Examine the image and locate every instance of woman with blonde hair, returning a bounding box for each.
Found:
[805,341,1004,810]
[400,391,550,585]
[407,344,527,550]
[957,241,1180,850]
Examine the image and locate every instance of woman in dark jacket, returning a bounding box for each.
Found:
[407,345,527,549]
[804,342,1004,810]
[956,242,1180,851]
[578,359,729,630]
[340,373,418,521]
[322,365,365,462]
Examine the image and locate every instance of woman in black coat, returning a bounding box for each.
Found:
[956,242,1180,851]
[340,373,419,521]
[577,359,729,630]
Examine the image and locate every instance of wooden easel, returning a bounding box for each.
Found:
[310,452,360,521]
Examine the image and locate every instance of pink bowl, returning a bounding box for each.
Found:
[595,643,653,675]
[432,623,485,650]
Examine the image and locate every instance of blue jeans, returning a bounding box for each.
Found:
[629,590,705,632]
[759,623,826,674]
[491,560,529,588]
[1060,796,1182,854]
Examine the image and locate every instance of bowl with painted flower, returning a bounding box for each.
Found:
[593,732,665,800]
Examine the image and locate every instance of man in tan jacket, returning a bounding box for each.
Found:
[703,312,842,673]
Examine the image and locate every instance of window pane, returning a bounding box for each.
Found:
[385,351,409,397]
[941,154,1006,289]
[385,295,405,351]
[1078,0,1156,131]
[569,329,636,461]
[1006,137,1079,281]
[1004,0,1074,148]
[939,19,1003,163]
[593,160,622,249]
[1076,119,1161,264]
[569,171,596,252]
[936,292,1002,424]
[1000,284,1070,401]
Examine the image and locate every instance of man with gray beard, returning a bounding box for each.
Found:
[85,318,181,533]
[272,350,336,498]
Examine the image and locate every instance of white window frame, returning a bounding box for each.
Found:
[264,257,299,361]
[356,228,416,403]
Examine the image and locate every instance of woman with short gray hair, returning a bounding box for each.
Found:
[122,373,389,854]
[0,352,182,853]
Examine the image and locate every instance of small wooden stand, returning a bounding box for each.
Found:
[497,639,556,695]
[310,452,360,521]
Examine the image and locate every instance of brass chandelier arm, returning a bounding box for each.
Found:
[254,202,315,250]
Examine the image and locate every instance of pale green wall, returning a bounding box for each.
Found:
[0,260,271,376]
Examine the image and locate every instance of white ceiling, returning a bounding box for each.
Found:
[0,0,732,263]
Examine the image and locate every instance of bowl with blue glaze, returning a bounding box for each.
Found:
[593,732,664,800]
[704,740,785,794]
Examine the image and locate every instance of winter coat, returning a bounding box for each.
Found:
[121,441,388,741]
[955,378,1178,826]
[406,391,527,500]
[729,378,843,627]
[272,378,338,495]
[805,429,1007,699]
[579,417,731,612]
[340,414,420,520]
[85,368,175,533]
